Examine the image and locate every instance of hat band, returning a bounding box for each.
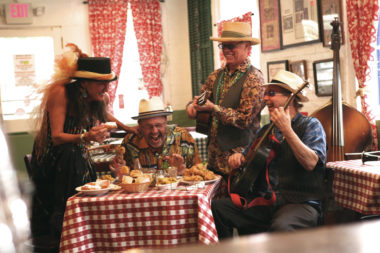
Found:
[271,79,285,84]
[221,31,250,38]
[138,109,166,116]
[73,71,116,80]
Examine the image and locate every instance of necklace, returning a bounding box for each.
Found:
[213,70,244,126]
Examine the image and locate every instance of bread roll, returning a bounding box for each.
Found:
[120,165,130,175]
[96,179,110,189]
[130,170,143,178]
[122,176,134,184]
[135,176,151,184]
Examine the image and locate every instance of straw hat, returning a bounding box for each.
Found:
[132,96,172,120]
[263,70,309,102]
[71,57,117,81]
[210,22,260,45]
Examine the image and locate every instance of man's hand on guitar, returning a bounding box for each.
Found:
[186,100,197,119]
[270,107,292,136]
[193,98,214,112]
[228,153,246,169]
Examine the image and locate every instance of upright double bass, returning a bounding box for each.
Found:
[311,19,372,162]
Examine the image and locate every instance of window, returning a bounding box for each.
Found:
[218,0,260,69]
[0,35,56,133]
[113,6,148,125]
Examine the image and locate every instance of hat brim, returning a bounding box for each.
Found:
[210,37,260,45]
[73,76,118,82]
[263,83,309,102]
[132,111,172,120]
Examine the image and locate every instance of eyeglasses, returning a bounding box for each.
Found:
[218,42,244,50]
[264,90,287,97]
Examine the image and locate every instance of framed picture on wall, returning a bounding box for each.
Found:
[319,0,344,47]
[280,0,320,48]
[290,60,307,80]
[267,60,289,82]
[259,0,282,52]
[313,59,333,96]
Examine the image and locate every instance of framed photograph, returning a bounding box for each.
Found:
[267,60,289,82]
[259,0,282,52]
[319,0,344,47]
[313,59,333,96]
[280,0,320,48]
[290,60,307,80]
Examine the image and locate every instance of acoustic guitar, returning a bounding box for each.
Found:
[229,81,309,196]
[195,91,212,135]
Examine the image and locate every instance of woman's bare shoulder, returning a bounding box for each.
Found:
[47,85,68,107]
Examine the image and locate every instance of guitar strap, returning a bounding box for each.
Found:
[228,134,280,210]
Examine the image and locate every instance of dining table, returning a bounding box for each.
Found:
[59,177,221,252]
[327,159,380,215]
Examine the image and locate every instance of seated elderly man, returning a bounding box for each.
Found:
[121,96,202,174]
[212,70,327,239]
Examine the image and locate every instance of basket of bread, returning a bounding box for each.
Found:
[120,169,152,193]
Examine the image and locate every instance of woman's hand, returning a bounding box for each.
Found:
[85,125,109,143]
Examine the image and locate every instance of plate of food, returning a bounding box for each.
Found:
[180,163,221,185]
[76,179,112,195]
[180,175,221,185]
[156,177,179,190]
[109,184,121,190]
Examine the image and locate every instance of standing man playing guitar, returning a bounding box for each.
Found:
[212,70,327,239]
[186,22,265,195]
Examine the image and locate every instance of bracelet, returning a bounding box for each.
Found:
[80,131,87,144]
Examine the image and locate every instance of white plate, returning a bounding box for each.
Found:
[75,186,111,196]
[156,181,179,190]
[180,175,221,185]
[109,184,121,190]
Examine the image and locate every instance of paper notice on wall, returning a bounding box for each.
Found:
[13,54,35,86]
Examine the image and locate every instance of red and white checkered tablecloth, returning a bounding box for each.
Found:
[327,159,380,215]
[59,180,221,253]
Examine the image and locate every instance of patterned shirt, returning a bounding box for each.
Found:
[122,125,202,170]
[201,58,265,175]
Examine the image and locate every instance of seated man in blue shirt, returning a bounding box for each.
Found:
[212,70,327,239]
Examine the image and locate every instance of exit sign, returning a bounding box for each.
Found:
[5,3,33,24]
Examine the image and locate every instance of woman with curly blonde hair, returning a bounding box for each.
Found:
[30,43,135,247]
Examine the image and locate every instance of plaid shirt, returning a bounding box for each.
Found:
[122,125,202,170]
[243,112,327,198]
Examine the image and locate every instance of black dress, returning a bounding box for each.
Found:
[30,85,97,243]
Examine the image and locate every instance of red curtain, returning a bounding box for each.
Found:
[130,0,162,98]
[216,12,252,67]
[88,0,128,112]
[346,0,379,150]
